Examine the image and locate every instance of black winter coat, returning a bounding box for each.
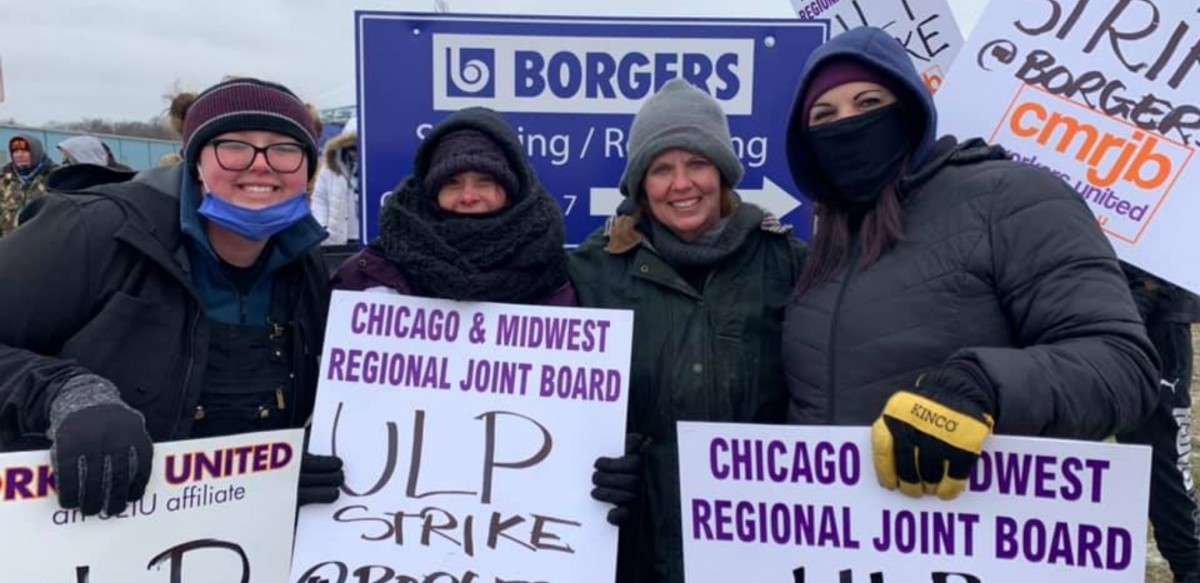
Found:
[783,137,1159,437]
[0,166,329,448]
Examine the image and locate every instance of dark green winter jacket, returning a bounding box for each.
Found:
[568,207,807,583]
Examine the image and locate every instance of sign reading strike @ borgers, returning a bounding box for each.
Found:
[935,0,1200,293]
[291,290,633,582]
[353,13,826,245]
[678,423,1151,582]
[0,429,304,582]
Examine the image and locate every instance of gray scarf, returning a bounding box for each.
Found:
[647,201,763,269]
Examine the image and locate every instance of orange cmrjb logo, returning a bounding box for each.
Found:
[1007,94,1183,191]
[992,84,1195,244]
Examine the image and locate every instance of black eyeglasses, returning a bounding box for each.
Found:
[209,139,306,173]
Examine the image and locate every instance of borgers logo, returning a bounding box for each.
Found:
[445,47,495,98]
[433,33,755,114]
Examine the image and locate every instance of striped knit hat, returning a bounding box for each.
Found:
[182,78,319,179]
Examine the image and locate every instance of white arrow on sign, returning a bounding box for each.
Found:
[588,187,625,217]
[743,177,803,219]
[588,177,802,219]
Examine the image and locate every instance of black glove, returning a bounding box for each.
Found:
[48,375,153,517]
[591,433,648,526]
[872,364,995,501]
[298,453,344,507]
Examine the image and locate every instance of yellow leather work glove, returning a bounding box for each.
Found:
[871,364,996,501]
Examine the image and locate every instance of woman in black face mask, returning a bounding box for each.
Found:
[780,27,1158,502]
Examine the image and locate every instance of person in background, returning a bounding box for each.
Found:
[1121,263,1200,583]
[571,79,808,583]
[46,136,137,192]
[101,142,134,172]
[57,136,110,166]
[781,27,1157,502]
[313,118,360,246]
[0,77,342,516]
[1,134,56,236]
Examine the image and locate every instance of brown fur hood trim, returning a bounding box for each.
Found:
[323,132,357,175]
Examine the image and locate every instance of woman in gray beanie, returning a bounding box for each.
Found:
[570,79,808,583]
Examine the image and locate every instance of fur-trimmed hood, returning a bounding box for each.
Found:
[323,132,357,176]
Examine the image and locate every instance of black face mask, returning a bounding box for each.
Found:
[807,102,914,206]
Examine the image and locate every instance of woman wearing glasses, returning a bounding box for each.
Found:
[0,78,342,516]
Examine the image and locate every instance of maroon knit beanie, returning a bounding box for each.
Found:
[801,58,900,127]
[182,78,319,179]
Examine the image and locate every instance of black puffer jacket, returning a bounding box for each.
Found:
[781,28,1158,437]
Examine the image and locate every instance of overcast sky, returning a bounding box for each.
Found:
[0,0,985,126]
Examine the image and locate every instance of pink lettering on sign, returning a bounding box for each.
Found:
[0,464,55,502]
[164,441,294,485]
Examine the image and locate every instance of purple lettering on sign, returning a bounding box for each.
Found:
[495,314,612,353]
[1086,459,1110,503]
[687,500,859,549]
[768,440,788,482]
[326,350,452,390]
[736,501,757,542]
[1034,455,1056,499]
[710,438,730,480]
[344,302,461,342]
[815,441,836,485]
[351,302,367,334]
[992,515,1131,570]
[969,452,1109,503]
[702,439,860,485]
[770,503,791,544]
[693,499,715,539]
[346,348,362,382]
[328,347,346,380]
[731,440,752,481]
[536,365,621,402]
[870,510,978,557]
[1060,456,1084,501]
[714,499,734,541]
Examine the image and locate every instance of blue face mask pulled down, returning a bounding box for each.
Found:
[197,192,310,242]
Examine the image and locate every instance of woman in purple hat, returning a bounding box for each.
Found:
[781,28,1157,501]
[0,77,342,516]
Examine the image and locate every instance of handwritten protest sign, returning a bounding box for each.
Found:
[679,422,1150,582]
[0,429,304,582]
[292,290,633,583]
[792,0,963,93]
[936,0,1200,292]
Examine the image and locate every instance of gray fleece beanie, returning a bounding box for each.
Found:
[619,79,744,199]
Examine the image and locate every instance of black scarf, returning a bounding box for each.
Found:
[378,176,569,303]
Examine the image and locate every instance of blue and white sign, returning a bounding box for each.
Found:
[355,13,827,245]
